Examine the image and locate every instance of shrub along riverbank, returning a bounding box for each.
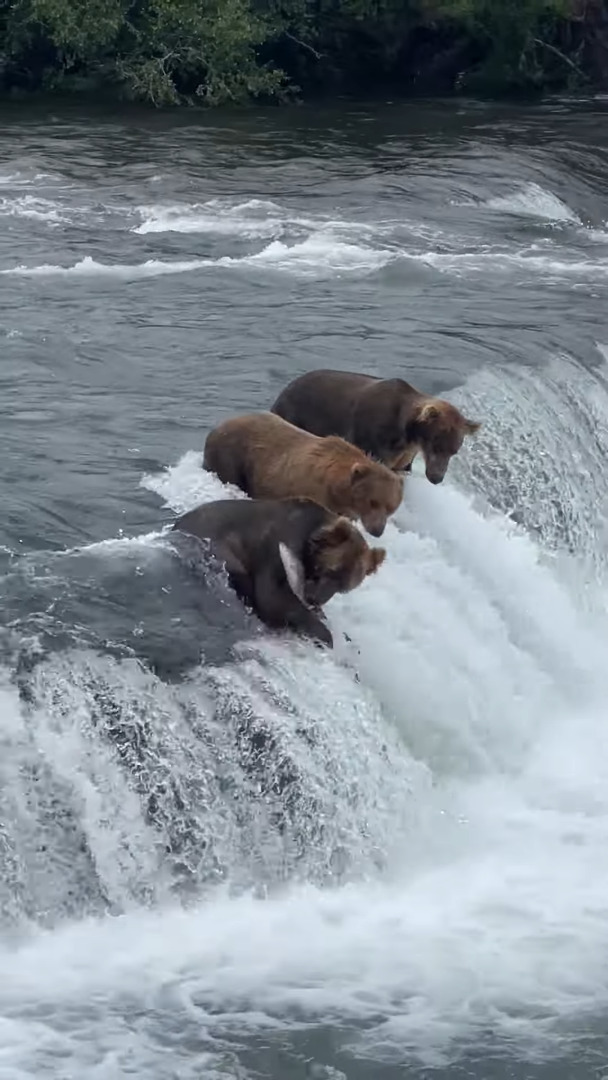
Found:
[1,0,607,106]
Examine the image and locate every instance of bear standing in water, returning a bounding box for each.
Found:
[203,411,403,538]
[173,497,386,648]
[271,369,481,484]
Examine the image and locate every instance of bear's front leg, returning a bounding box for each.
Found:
[254,567,334,648]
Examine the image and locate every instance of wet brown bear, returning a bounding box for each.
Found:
[173,496,385,647]
[203,412,403,538]
[271,369,481,485]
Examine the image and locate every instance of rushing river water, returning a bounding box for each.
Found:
[1,94,608,1079]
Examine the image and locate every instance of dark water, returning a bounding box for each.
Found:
[2,96,608,1079]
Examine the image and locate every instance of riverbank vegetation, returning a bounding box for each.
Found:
[0,0,606,105]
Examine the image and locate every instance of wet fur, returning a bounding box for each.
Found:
[203,411,403,537]
[271,369,480,484]
[173,497,385,648]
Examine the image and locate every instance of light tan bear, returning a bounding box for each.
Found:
[271,369,481,484]
[203,411,404,537]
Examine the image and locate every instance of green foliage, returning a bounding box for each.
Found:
[31,0,125,52]
[0,0,290,103]
[431,0,579,89]
[0,0,593,104]
[117,0,289,104]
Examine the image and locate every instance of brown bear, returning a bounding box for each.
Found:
[271,369,481,484]
[173,496,385,648]
[203,412,403,538]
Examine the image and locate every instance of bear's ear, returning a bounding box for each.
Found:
[464,418,482,435]
[320,516,354,547]
[350,461,371,485]
[278,542,307,605]
[367,547,386,575]
[417,401,440,424]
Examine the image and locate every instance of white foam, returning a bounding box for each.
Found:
[585,224,608,243]
[132,198,382,244]
[2,235,392,281]
[237,234,394,277]
[86,443,608,1069]
[483,182,581,224]
[0,195,67,224]
[126,196,608,283]
[6,368,608,1071]
[134,197,313,238]
[0,170,68,192]
[3,469,608,1067]
[448,352,608,573]
[140,449,245,514]
[414,247,608,278]
[4,836,606,1071]
[334,479,606,759]
[1,255,212,279]
[64,529,169,557]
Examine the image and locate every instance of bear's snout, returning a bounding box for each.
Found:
[427,471,444,485]
[425,455,449,485]
[365,519,386,538]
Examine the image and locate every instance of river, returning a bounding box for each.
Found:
[1,94,608,1079]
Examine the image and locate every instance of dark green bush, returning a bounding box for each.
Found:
[0,0,593,104]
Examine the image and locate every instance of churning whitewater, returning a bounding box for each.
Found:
[2,99,608,1080]
[4,356,608,1075]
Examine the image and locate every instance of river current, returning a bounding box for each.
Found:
[1,95,608,1079]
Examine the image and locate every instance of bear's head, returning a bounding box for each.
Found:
[282,516,385,608]
[410,400,480,484]
[348,460,403,537]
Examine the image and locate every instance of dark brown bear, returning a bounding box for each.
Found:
[271,369,481,484]
[173,497,385,648]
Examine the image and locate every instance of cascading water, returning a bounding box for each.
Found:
[3,350,608,1076]
[2,98,608,1079]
